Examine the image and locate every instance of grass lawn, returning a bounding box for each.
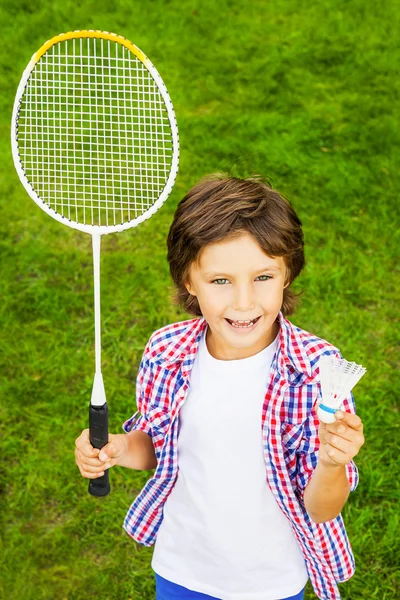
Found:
[1,0,399,598]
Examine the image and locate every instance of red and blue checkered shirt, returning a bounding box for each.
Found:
[122,312,359,600]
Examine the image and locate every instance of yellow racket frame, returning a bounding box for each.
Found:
[34,30,148,67]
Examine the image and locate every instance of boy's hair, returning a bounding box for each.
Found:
[167,173,305,316]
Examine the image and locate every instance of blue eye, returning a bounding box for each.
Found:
[211,275,272,285]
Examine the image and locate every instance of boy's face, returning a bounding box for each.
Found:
[185,232,288,360]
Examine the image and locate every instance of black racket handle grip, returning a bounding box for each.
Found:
[88,403,111,497]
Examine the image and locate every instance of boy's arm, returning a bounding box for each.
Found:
[303,461,350,523]
[303,410,364,523]
[114,430,157,470]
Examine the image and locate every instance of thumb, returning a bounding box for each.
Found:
[98,434,124,463]
[98,446,112,462]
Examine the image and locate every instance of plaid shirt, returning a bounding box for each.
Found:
[122,313,359,600]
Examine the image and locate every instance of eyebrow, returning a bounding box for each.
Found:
[203,266,281,277]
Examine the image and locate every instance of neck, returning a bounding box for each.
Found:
[206,319,280,361]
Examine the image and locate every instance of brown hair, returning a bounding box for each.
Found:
[167,173,305,316]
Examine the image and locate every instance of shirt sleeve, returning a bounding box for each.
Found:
[122,341,153,437]
[341,390,360,492]
[122,410,152,436]
[121,338,171,462]
[296,353,360,501]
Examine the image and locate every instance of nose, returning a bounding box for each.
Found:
[232,284,256,312]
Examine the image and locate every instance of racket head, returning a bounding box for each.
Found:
[11,30,179,235]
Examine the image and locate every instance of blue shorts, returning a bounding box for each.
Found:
[155,573,306,600]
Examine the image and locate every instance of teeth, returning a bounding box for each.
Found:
[228,318,258,328]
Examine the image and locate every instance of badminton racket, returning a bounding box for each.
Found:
[11,30,179,497]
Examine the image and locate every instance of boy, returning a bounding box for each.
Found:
[75,174,364,600]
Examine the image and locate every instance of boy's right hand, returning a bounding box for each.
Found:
[75,429,127,479]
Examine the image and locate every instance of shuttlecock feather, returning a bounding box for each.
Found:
[317,355,366,424]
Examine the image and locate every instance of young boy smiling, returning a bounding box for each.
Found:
[183,231,286,360]
[75,174,365,600]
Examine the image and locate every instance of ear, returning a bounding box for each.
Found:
[184,281,196,297]
[283,266,291,289]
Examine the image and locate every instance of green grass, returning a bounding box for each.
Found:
[1,0,399,598]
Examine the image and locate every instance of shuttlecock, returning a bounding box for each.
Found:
[317,355,366,424]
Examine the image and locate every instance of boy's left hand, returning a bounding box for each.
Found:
[318,410,365,468]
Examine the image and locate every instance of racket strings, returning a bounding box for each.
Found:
[16,37,174,227]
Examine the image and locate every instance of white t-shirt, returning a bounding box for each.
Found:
[151,326,308,600]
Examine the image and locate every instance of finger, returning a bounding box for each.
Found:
[78,467,105,479]
[335,411,363,431]
[98,449,110,462]
[326,422,353,442]
[76,458,107,474]
[325,433,355,455]
[76,448,113,470]
[324,443,351,465]
[84,458,114,471]
[326,421,347,434]
[75,429,100,458]
[75,446,104,465]
[98,441,119,463]
[75,448,103,467]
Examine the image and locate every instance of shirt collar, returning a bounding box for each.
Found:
[276,312,314,381]
[154,312,313,382]
[152,316,207,367]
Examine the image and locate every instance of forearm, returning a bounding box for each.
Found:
[303,460,351,523]
[115,431,157,470]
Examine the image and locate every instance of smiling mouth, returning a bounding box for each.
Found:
[225,316,261,328]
